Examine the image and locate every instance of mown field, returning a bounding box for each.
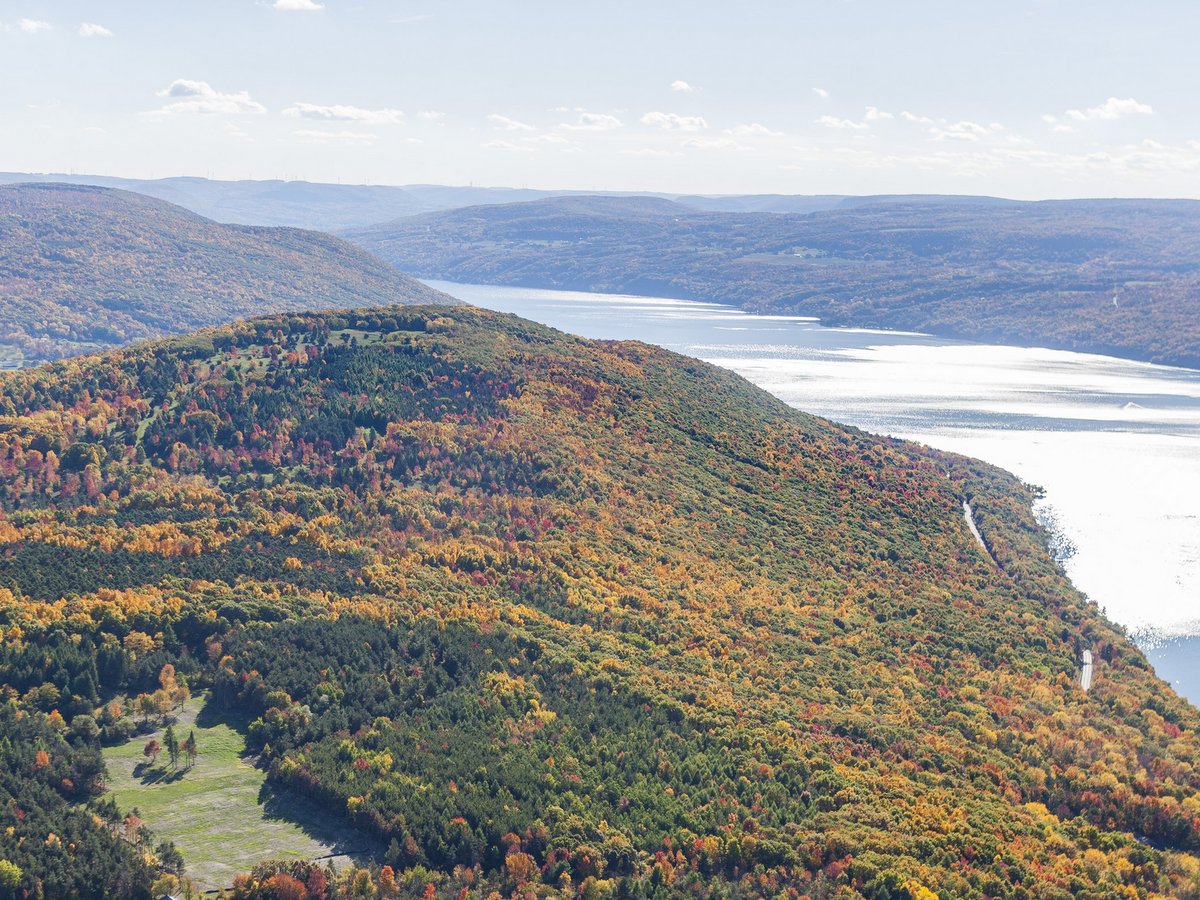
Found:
[102,696,372,891]
[2,305,1198,896]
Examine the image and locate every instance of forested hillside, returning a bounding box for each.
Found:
[0,306,1198,897]
[0,184,450,366]
[0,172,867,229]
[346,195,1200,368]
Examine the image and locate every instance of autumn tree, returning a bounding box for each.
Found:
[143,739,161,766]
[123,812,145,844]
[158,663,190,711]
[136,693,158,724]
[0,860,22,893]
[260,873,307,900]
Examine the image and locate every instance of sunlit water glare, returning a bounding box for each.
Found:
[430,282,1200,697]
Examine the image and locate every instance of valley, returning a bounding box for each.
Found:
[346,195,1200,369]
[4,2,1198,896]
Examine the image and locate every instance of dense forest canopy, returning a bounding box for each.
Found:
[0,183,452,367]
[345,195,1200,368]
[0,306,1198,897]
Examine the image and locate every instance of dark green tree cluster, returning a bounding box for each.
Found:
[0,705,156,898]
[0,306,1197,896]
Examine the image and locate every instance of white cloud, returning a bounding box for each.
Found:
[683,137,749,151]
[274,0,324,10]
[529,133,570,144]
[487,114,535,132]
[19,18,51,33]
[930,120,1004,142]
[640,111,707,131]
[777,137,1200,185]
[670,80,694,93]
[292,129,379,144]
[77,22,113,38]
[815,115,867,130]
[865,106,894,121]
[417,110,445,121]
[727,123,783,137]
[150,79,266,116]
[1041,114,1074,134]
[284,102,404,124]
[812,87,829,100]
[900,111,934,124]
[1065,97,1153,122]
[621,148,680,157]
[561,112,623,131]
[482,139,534,152]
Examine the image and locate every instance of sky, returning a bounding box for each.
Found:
[2,1,1198,198]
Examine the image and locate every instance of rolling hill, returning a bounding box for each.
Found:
[0,173,576,231]
[0,171,912,229]
[346,195,1200,368]
[0,183,451,366]
[0,305,1197,897]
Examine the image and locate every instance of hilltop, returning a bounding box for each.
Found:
[346,195,1200,368]
[0,306,1197,896]
[0,183,451,365]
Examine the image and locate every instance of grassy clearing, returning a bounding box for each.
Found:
[103,695,373,891]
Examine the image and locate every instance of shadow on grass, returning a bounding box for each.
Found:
[194,700,253,731]
[257,780,382,862]
[198,697,381,862]
[133,761,191,785]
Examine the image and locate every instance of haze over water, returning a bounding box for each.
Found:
[431,281,1200,698]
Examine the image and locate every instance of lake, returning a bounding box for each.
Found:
[428,281,1200,704]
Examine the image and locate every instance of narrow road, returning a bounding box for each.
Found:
[1080,649,1094,692]
[962,500,998,568]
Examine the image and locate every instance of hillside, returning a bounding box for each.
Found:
[0,172,879,229]
[0,305,1198,897]
[0,183,451,365]
[346,195,1200,368]
[0,174,569,231]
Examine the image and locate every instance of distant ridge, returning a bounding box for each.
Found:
[346,193,1200,368]
[0,171,1019,230]
[0,183,452,365]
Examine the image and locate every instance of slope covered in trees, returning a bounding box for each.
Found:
[346,195,1200,368]
[0,306,1198,897]
[0,171,875,229]
[0,183,451,366]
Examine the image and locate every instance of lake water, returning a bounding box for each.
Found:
[429,281,1200,704]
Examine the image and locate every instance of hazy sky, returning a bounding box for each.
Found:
[2,1,1197,198]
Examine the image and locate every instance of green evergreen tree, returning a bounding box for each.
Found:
[163,725,179,769]
[182,729,198,768]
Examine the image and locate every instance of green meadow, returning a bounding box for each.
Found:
[102,696,371,891]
